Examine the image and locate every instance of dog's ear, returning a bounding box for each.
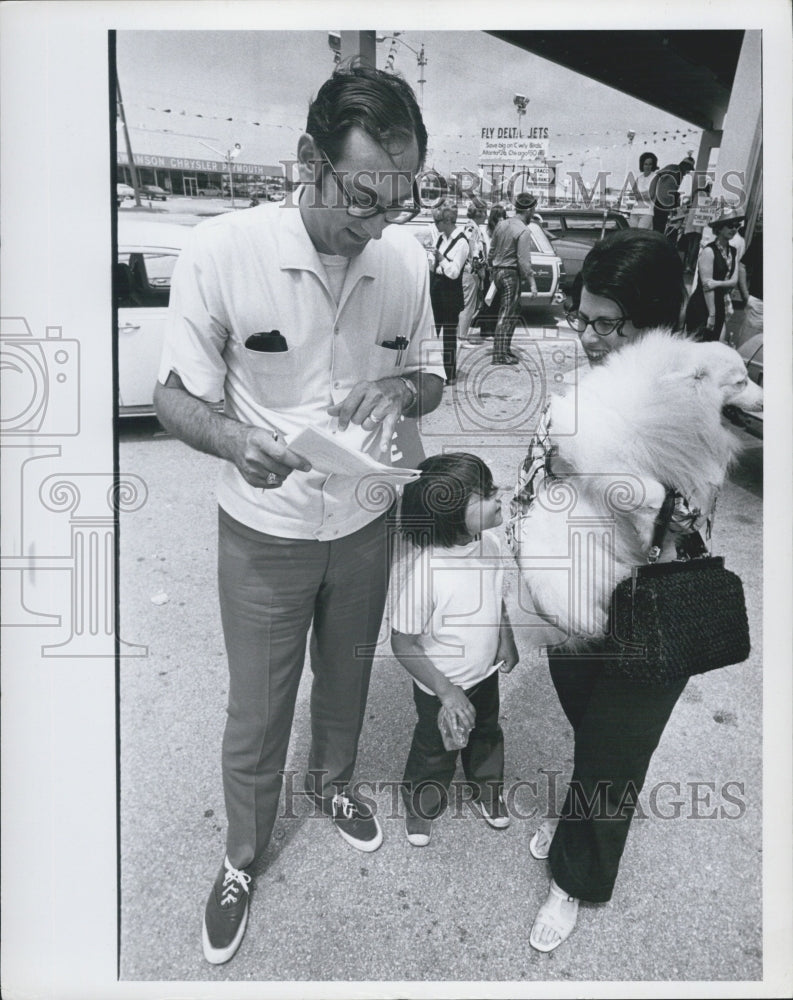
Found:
[658,365,708,387]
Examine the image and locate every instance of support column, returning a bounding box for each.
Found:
[340,31,376,67]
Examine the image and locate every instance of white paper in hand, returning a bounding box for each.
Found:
[288,425,420,481]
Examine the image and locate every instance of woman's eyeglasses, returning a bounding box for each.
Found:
[565,309,629,338]
[320,150,421,224]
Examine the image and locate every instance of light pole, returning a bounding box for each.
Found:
[116,74,142,207]
[618,129,636,211]
[376,33,427,112]
[198,140,242,208]
[513,95,530,196]
[513,94,529,136]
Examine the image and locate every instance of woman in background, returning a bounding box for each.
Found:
[627,151,658,230]
[684,207,742,341]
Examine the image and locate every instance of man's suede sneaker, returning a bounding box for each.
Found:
[325,790,383,852]
[202,857,252,964]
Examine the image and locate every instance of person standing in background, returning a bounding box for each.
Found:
[627,151,658,230]
[458,198,489,347]
[681,181,712,273]
[651,157,694,235]
[429,203,469,386]
[487,192,539,365]
[475,204,508,339]
[684,206,742,341]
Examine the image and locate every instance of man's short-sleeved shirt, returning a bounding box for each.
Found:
[389,531,505,693]
[487,216,534,277]
[159,197,443,540]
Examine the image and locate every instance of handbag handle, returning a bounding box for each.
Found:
[647,488,677,563]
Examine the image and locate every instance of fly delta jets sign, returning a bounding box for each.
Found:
[479,125,553,183]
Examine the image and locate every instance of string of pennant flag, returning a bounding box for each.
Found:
[126,102,698,143]
[122,102,700,170]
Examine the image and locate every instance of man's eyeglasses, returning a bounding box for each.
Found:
[565,309,629,338]
[319,150,421,224]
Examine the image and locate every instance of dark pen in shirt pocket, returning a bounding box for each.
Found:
[378,335,409,365]
[245,330,288,353]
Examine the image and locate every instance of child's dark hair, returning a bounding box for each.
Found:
[400,453,494,549]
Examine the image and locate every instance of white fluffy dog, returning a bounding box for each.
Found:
[512,329,762,644]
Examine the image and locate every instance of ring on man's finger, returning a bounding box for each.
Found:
[265,472,282,486]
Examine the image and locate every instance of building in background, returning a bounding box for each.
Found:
[116,131,285,198]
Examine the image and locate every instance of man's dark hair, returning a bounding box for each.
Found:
[400,453,494,549]
[573,229,687,331]
[306,61,428,165]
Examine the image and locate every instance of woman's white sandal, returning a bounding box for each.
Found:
[529,880,579,953]
[529,819,558,860]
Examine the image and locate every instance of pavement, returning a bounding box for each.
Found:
[118,321,764,990]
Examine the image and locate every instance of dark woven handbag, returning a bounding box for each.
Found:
[604,489,751,685]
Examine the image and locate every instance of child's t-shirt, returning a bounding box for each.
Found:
[389,529,505,694]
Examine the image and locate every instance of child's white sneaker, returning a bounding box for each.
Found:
[405,811,432,847]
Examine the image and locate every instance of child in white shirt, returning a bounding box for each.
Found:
[390,453,519,846]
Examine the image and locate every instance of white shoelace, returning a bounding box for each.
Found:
[221,863,251,906]
[331,792,355,820]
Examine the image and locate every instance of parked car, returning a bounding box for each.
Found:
[116,183,135,206]
[197,185,223,197]
[407,217,564,310]
[532,207,629,293]
[141,184,168,201]
[116,217,194,415]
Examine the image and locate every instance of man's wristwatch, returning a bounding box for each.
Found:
[398,376,418,412]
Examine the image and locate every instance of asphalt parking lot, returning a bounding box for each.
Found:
[118,324,764,988]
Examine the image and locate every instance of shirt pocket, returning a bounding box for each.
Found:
[366,340,409,381]
[240,345,301,409]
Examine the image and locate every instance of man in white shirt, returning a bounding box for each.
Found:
[429,203,469,385]
[154,63,444,965]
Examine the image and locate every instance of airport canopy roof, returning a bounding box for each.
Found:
[488,30,745,131]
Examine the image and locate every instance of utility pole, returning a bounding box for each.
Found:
[116,74,141,207]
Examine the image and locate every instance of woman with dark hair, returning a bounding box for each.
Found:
[684,207,743,341]
[509,228,698,953]
[627,151,658,230]
[566,227,687,364]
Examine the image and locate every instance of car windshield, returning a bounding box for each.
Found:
[565,217,608,231]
